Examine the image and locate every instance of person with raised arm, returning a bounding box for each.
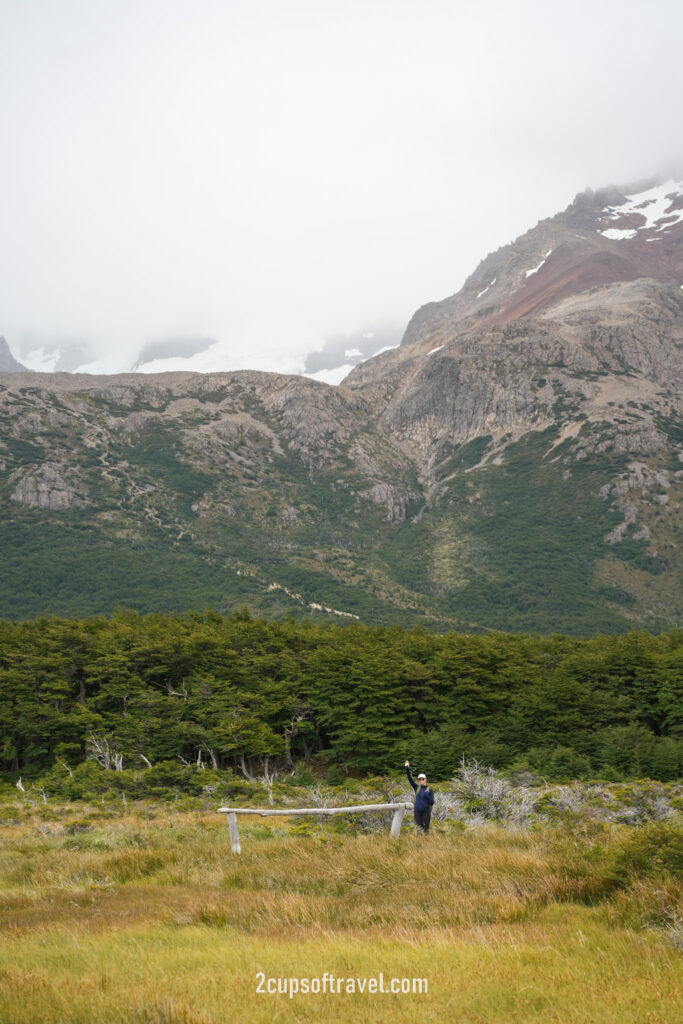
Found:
[404,760,434,834]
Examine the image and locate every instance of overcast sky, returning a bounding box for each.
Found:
[1,0,681,374]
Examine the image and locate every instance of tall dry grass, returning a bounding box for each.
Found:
[1,816,596,934]
[0,803,681,1023]
[1,912,680,1024]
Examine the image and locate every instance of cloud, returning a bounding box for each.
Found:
[0,0,681,373]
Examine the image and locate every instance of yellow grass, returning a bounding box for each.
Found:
[0,804,681,1023]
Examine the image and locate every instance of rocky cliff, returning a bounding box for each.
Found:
[1,177,681,632]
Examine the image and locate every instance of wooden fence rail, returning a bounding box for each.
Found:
[217,802,413,854]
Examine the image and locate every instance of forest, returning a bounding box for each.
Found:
[1,609,681,790]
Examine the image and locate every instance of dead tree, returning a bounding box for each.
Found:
[87,733,124,772]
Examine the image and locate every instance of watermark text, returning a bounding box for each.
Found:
[256,972,427,997]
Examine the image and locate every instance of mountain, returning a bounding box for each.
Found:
[302,323,402,382]
[131,335,219,371]
[395,177,683,349]
[13,338,95,372]
[0,337,28,372]
[1,176,681,633]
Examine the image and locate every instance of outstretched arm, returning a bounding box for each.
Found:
[404,760,417,792]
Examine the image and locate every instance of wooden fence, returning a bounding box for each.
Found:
[217,802,413,854]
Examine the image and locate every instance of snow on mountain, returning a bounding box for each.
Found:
[525,251,553,277]
[8,330,398,385]
[17,346,58,372]
[302,364,356,385]
[8,174,681,384]
[135,340,306,378]
[301,344,400,385]
[599,179,683,239]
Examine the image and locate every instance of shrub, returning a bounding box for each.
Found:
[610,785,674,825]
[606,820,683,887]
[451,756,513,819]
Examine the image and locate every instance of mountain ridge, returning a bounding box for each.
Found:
[1,175,681,632]
[393,176,683,354]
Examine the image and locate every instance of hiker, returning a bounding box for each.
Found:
[404,760,434,833]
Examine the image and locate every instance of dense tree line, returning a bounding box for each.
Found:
[1,610,681,784]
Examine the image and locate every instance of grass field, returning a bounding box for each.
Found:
[1,801,681,1023]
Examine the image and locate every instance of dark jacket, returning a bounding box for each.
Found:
[405,766,435,812]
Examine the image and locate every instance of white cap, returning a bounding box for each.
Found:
[417,773,426,780]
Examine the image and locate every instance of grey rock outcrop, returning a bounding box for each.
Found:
[0,337,28,372]
[10,463,86,509]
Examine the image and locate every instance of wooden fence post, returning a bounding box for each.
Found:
[228,811,241,855]
[390,806,405,837]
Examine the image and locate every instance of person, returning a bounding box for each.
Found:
[404,760,434,834]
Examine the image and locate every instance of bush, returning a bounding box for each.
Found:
[61,760,114,800]
[610,784,674,825]
[605,820,683,888]
[452,756,512,819]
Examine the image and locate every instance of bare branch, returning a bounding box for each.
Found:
[87,733,124,771]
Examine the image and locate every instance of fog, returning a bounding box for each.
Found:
[1,0,681,377]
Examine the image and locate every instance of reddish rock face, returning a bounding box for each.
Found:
[387,176,683,351]
[494,225,682,328]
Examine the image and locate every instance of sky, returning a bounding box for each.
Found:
[1,0,681,377]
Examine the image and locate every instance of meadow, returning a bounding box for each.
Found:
[1,788,681,1024]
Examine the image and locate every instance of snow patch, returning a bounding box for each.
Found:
[525,251,552,278]
[601,228,638,241]
[427,345,444,355]
[302,364,354,386]
[344,347,363,358]
[477,277,496,298]
[600,179,683,239]
[370,345,399,357]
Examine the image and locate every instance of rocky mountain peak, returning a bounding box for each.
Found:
[384,175,683,362]
[0,337,28,373]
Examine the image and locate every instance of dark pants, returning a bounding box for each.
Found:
[414,809,431,834]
